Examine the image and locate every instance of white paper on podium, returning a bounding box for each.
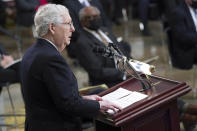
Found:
[102,88,148,114]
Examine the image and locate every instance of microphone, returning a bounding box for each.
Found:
[93,46,123,59]
[93,46,153,91]
[108,43,124,56]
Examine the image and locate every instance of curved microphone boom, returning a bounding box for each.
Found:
[93,46,123,59]
[93,45,152,92]
[108,43,125,56]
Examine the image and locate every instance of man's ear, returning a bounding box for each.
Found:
[49,23,56,34]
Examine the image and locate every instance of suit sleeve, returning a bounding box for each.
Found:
[42,55,100,118]
[75,36,124,82]
[170,8,197,46]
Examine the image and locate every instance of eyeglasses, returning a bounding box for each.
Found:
[61,21,74,28]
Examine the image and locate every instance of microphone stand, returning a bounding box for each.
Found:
[108,43,152,92]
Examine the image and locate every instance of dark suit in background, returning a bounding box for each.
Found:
[0,0,6,26]
[169,1,197,69]
[63,0,111,32]
[15,0,53,27]
[0,44,20,94]
[62,0,112,58]
[21,39,100,131]
[73,27,127,87]
[15,0,40,27]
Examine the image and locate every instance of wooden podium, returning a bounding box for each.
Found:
[95,75,191,131]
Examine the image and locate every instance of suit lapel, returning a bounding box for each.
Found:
[82,27,118,48]
[183,2,196,32]
[100,27,118,44]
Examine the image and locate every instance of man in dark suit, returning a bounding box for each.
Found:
[20,4,120,131]
[62,0,111,33]
[72,6,131,87]
[0,44,20,94]
[62,0,112,58]
[168,0,197,130]
[169,0,197,69]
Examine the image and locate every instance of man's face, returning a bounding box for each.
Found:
[53,13,75,52]
[84,8,102,30]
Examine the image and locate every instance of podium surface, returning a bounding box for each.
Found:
[96,75,191,131]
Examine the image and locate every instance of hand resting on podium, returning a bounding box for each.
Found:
[83,94,122,114]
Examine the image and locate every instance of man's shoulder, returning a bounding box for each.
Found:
[174,2,188,14]
[170,4,187,21]
[23,39,60,63]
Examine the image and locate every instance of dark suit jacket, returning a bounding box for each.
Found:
[169,1,197,69]
[73,27,125,87]
[15,0,53,27]
[20,39,100,131]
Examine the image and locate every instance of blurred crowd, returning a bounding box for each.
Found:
[1,0,197,130]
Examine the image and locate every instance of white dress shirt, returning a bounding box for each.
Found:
[78,0,90,7]
[188,5,197,32]
[84,27,113,44]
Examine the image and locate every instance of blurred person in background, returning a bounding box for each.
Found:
[0,44,20,94]
[168,0,197,69]
[73,6,131,87]
[15,0,49,27]
[62,0,112,58]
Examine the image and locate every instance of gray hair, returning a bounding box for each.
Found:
[79,6,100,22]
[33,4,68,38]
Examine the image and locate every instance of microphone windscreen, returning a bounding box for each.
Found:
[93,46,105,53]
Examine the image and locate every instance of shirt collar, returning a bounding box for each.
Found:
[39,38,58,51]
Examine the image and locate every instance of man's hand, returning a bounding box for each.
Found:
[0,55,14,68]
[83,95,122,114]
[99,100,122,113]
